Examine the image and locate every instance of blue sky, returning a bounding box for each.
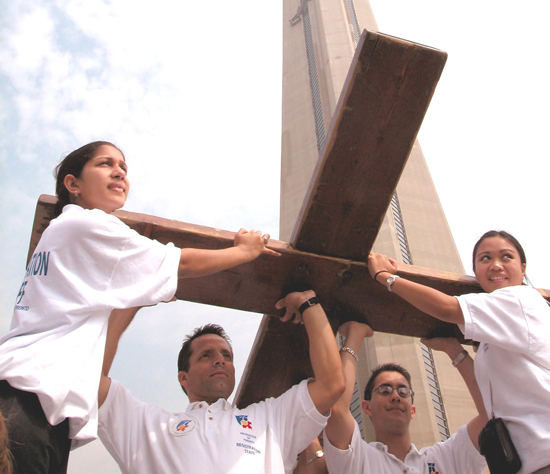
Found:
[1,1,549,472]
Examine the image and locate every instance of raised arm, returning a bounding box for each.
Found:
[368,253,464,325]
[421,337,488,450]
[325,321,373,450]
[99,307,141,407]
[178,229,280,278]
[293,437,328,474]
[275,291,345,415]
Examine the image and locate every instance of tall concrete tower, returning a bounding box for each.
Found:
[281,0,477,447]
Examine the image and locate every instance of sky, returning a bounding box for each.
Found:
[1,1,549,473]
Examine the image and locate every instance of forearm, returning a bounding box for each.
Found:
[100,307,139,407]
[368,253,464,324]
[325,331,362,449]
[303,305,345,415]
[454,353,487,420]
[426,339,485,418]
[437,341,488,451]
[293,438,328,474]
[295,438,327,474]
[422,337,488,450]
[336,331,363,414]
[377,273,464,324]
[178,247,253,278]
[103,307,140,376]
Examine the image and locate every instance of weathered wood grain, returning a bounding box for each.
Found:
[237,29,448,406]
[30,195,508,333]
[27,195,550,408]
[291,30,448,261]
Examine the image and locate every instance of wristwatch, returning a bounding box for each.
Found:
[298,297,320,315]
[307,450,324,465]
[385,274,400,292]
[452,349,469,367]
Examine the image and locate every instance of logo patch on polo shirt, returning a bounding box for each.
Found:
[170,417,197,437]
[427,462,440,474]
[235,415,252,429]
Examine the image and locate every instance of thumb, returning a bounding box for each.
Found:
[275,298,285,310]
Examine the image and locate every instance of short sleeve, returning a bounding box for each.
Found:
[457,286,550,356]
[422,425,486,474]
[324,421,366,474]
[55,207,180,309]
[98,379,163,471]
[263,379,328,471]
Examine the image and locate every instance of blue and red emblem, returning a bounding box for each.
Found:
[236,415,253,429]
[170,417,197,437]
[428,462,440,474]
[175,420,192,433]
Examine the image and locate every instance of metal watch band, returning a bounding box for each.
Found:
[452,349,469,367]
[298,297,320,315]
[340,346,359,362]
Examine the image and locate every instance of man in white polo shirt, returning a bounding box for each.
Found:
[97,290,344,474]
[324,321,487,474]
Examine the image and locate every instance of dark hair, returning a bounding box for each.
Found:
[177,324,232,394]
[0,411,12,474]
[472,230,526,272]
[364,363,413,403]
[53,141,123,216]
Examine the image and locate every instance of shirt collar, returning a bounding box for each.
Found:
[187,398,232,412]
[372,442,419,457]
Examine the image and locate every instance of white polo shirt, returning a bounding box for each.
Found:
[99,378,328,474]
[0,205,180,444]
[457,285,550,474]
[324,421,486,474]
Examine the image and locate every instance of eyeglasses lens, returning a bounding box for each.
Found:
[376,384,411,398]
[397,387,410,397]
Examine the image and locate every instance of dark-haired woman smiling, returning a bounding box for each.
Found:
[368,231,550,474]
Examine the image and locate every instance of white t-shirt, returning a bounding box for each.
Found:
[324,421,486,474]
[0,205,180,444]
[457,285,550,474]
[98,378,328,474]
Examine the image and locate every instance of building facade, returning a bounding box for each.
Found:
[281,0,477,446]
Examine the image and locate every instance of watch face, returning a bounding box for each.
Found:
[386,275,399,292]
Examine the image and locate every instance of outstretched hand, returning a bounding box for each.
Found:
[275,290,317,324]
[367,252,398,280]
[234,228,281,259]
[339,320,374,340]
[421,336,464,358]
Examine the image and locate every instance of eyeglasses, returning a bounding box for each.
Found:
[373,384,414,398]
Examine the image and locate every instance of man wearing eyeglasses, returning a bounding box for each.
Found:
[323,321,488,474]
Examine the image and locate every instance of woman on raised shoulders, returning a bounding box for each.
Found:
[0,141,278,473]
[368,230,550,474]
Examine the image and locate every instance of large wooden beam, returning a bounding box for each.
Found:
[30,195,507,331]
[28,196,550,408]
[236,29,447,407]
[291,30,448,261]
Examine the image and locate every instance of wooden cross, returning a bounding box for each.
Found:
[27,31,550,408]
